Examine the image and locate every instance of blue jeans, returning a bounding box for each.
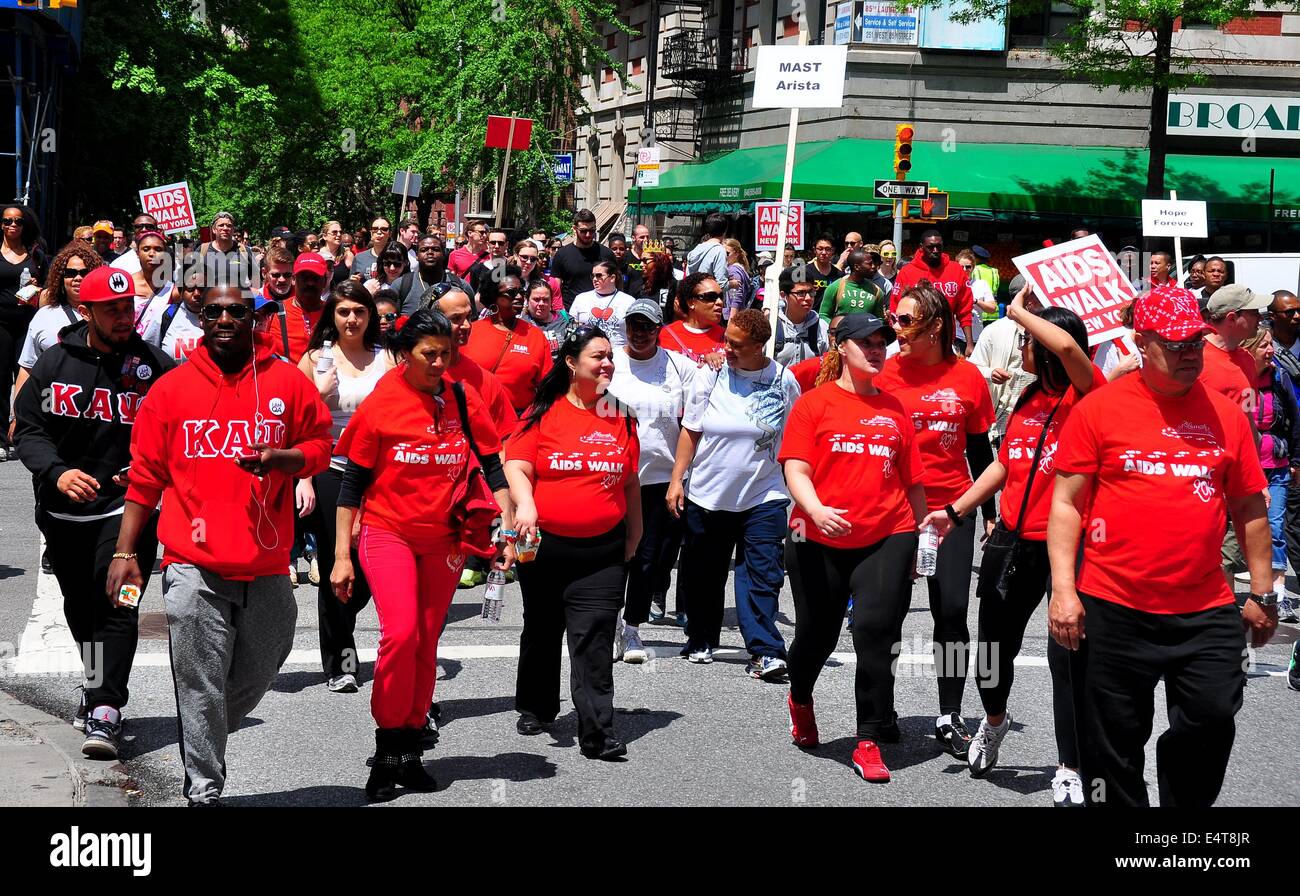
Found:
[680,498,789,658]
[1266,467,1289,572]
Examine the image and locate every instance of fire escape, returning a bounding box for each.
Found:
[657,2,747,161]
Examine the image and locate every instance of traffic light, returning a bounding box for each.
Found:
[894,124,914,179]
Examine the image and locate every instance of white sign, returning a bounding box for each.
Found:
[138,181,196,235]
[635,146,661,188]
[754,201,805,252]
[752,45,848,110]
[1012,235,1137,346]
[1141,199,1208,238]
[1168,94,1300,140]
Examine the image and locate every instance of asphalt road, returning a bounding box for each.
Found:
[0,461,1295,807]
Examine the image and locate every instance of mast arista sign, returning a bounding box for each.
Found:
[138,181,197,235]
[1012,235,1138,346]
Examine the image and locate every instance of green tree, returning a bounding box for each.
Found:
[932,0,1294,200]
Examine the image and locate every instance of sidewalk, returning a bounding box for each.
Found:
[0,690,131,807]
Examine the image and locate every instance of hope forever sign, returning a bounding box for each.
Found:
[1012,235,1138,346]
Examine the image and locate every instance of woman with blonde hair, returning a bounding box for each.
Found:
[723,238,753,322]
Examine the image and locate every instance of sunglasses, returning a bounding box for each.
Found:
[430,281,460,300]
[887,312,920,328]
[566,323,607,344]
[380,312,399,322]
[2,217,22,226]
[501,288,524,298]
[372,226,390,233]
[1276,308,1300,317]
[132,222,153,230]
[488,239,508,246]
[518,254,539,261]
[64,268,88,279]
[383,259,405,267]
[201,303,251,321]
[692,291,723,302]
[1156,335,1205,353]
[881,252,897,258]
[575,228,596,235]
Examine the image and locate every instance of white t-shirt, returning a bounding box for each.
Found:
[570,289,635,346]
[681,359,801,512]
[139,301,205,363]
[110,250,142,275]
[607,347,698,485]
[19,304,82,369]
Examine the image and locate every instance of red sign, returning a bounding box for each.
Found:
[485,116,534,151]
[754,200,804,252]
[138,181,196,235]
[1011,234,1137,346]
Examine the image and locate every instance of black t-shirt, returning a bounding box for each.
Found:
[618,257,644,297]
[0,248,43,305]
[809,264,844,306]
[550,242,616,309]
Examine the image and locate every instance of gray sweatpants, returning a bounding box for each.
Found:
[163,563,297,803]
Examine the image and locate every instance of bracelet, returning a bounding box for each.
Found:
[111,552,137,561]
[945,504,963,525]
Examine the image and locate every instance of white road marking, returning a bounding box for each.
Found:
[12,535,82,676]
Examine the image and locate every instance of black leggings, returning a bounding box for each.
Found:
[925,513,974,716]
[515,524,628,752]
[314,467,373,678]
[973,538,1079,768]
[0,301,34,447]
[787,531,918,740]
[624,481,683,626]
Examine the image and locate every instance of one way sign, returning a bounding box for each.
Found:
[875,179,929,200]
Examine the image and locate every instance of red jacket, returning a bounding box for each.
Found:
[127,341,332,580]
[889,251,975,331]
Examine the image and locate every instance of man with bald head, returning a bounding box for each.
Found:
[836,231,864,269]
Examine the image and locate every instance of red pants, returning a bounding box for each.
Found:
[359,525,463,729]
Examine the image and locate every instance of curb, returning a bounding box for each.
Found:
[0,690,132,807]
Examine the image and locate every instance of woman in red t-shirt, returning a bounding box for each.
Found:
[659,272,725,364]
[875,283,995,760]
[331,309,511,801]
[506,325,642,760]
[461,266,552,414]
[921,286,1101,804]
[781,314,927,784]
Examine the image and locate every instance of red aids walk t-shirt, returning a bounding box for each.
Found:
[336,368,501,551]
[461,318,553,413]
[778,384,924,549]
[1054,374,1266,614]
[265,298,324,364]
[660,321,724,363]
[997,365,1108,540]
[448,353,517,440]
[1200,341,1255,413]
[505,398,639,538]
[875,355,994,509]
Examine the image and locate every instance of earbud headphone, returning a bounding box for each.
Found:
[248,358,281,553]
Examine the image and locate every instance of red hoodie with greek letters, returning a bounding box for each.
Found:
[126,340,332,580]
[888,251,975,331]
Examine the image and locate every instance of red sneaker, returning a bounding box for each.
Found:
[851,739,891,783]
[788,693,819,748]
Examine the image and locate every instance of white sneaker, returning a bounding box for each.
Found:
[687,646,713,664]
[1051,767,1085,807]
[613,616,627,662]
[623,627,647,664]
[327,674,358,693]
[967,715,1010,777]
[289,564,298,586]
[308,554,320,585]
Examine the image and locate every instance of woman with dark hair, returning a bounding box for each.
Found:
[365,243,410,296]
[0,204,44,457]
[1184,254,1207,291]
[659,271,725,364]
[332,308,509,800]
[521,280,575,359]
[636,248,678,323]
[299,280,395,694]
[570,260,635,347]
[875,283,995,761]
[462,265,552,415]
[130,232,176,338]
[920,285,1100,806]
[507,325,642,759]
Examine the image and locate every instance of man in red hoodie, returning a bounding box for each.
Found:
[889,230,975,356]
[107,284,332,806]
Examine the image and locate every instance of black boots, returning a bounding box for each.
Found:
[366,728,436,803]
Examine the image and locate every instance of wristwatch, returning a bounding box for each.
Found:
[1248,591,1279,608]
[945,504,964,525]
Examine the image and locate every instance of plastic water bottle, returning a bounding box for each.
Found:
[315,340,334,374]
[481,570,506,623]
[917,523,939,577]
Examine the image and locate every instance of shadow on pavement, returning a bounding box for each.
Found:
[222,784,369,807]
[270,662,376,694]
[438,695,516,727]
[961,765,1054,796]
[0,564,26,580]
[432,751,559,785]
[122,714,263,758]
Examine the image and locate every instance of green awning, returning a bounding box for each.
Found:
[627,139,1300,222]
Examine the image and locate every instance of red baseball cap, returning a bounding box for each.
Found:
[293,252,328,277]
[79,267,136,303]
[1133,286,1211,341]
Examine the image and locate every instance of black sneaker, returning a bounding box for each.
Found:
[72,686,88,731]
[935,713,972,760]
[82,707,122,760]
[41,549,52,574]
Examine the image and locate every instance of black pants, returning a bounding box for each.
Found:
[925,513,974,716]
[0,302,34,448]
[1285,480,1300,576]
[515,524,627,752]
[973,538,1078,767]
[1071,593,1245,807]
[624,482,683,626]
[39,509,159,710]
[314,467,372,678]
[787,532,917,739]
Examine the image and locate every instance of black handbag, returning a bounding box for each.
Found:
[977,395,1064,601]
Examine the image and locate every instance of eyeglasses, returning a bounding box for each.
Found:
[788,289,816,299]
[2,217,22,227]
[488,239,507,246]
[887,312,919,328]
[380,312,399,322]
[63,267,88,280]
[201,303,251,321]
[692,291,723,302]
[518,254,539,261]
[501,288,523,298]
[1156,335,1205,353]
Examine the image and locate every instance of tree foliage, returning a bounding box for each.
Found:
[70,0,626,236]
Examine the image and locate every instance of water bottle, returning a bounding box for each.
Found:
[481,569,506,623]
[315,340,334,374]
[917,523,939,577]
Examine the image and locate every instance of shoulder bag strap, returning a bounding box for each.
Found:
[451,380,484,464]
[1009,394,1066,533]
[276,305,292,358]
